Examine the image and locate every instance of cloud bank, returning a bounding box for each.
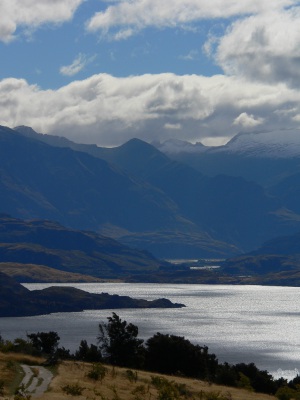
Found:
[1,0,300,147]
[1,73,300,146]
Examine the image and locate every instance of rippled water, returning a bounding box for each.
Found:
[1,283,299,379]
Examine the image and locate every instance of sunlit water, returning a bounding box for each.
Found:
[1,283,299,379]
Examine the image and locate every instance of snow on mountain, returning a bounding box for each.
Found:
[155,129,300,158]
[153,138,206,154]
[215,129,300,158]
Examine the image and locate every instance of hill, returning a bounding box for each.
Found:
[0,214,167,279]
[221,230,300,283]
[0,352,276,400]
[0,272,184,317]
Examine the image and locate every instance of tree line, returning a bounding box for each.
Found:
[0,312,299,399]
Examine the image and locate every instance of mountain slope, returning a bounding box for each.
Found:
[0,126,187,234]
[0,215,166,278]
[79,138,285,251]
[12,125,300,254]
[9,126,240,257]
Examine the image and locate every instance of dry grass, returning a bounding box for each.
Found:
[0,352,45,398]
[0,353,277,400]
[42,361,276,400]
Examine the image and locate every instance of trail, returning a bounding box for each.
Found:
[20,365,53,398]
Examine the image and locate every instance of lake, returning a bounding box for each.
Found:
[1,283,299,380]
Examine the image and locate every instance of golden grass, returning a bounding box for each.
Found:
[0,353,277,400]
[43,361,276,400]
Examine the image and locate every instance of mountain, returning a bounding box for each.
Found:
[0,125,186,233]
[155,130,300,187]
[6,126,240,258]
[73,137,289,251]
[0,272,184,317]
[10,125,300,254]
[0,214,165,279]
[155,129,300,158]
[221,230,300,279]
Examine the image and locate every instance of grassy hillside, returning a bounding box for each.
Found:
[0,352,276,400]
[0,262,103,282]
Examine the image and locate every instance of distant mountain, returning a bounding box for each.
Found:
[152,138,206,154]
[0,272,184,317]
[251,230,300,256]
[76,137,289,251]
[155,129,300,158]
[10,125,300,255]
[154,130,300,187]
[221,230,300,278]
[6,126,240,258]
[0,215,165,279]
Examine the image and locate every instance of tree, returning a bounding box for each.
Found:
[75,340,102,362]
[27,331,60,355]
[97,312,144,367]
[145,332,218,379]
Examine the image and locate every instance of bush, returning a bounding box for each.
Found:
[87,363,107,381]
[61,383,85,396]
[125,369,138,383]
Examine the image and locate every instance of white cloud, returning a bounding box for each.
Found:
[60,54,95,76]
[86,0,296,38]
[215,7,300,86]
[233,112,264,128]
[1,73,300,146]
[164,123,182,130]
[180,50,199,61]
[0,0,85,42]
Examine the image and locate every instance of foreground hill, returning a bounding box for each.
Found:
[0,352,276,400]
[0,272,184,317]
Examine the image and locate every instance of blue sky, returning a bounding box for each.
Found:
[1,0,300,146]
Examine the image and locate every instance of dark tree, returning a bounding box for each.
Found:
[234,363,277,394]
[27,331,60,355]
[97,312,144,368]
[75,340,102,362]
[145,332,218,379]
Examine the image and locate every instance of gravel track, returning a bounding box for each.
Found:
[20,364,53,397]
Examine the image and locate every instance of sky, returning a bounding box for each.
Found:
[1,0,300,147]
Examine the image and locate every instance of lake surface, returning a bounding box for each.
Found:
[1,283,299,380]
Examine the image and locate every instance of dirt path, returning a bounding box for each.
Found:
[20,364,53,398]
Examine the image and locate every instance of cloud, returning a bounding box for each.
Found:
[233,112,264,128]
[86,0,296,39]
[1,73,300,146]
[60,54,95,76]
[215,6,300,87]
[164,123,182,130]
[179,50,199,61]
[0,0,85,42]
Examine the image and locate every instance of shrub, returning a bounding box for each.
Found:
[87,363,107,381]
[61,383,85,396]
[125,369,138,383]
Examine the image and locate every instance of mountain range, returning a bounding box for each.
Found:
[0,124,299,260]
